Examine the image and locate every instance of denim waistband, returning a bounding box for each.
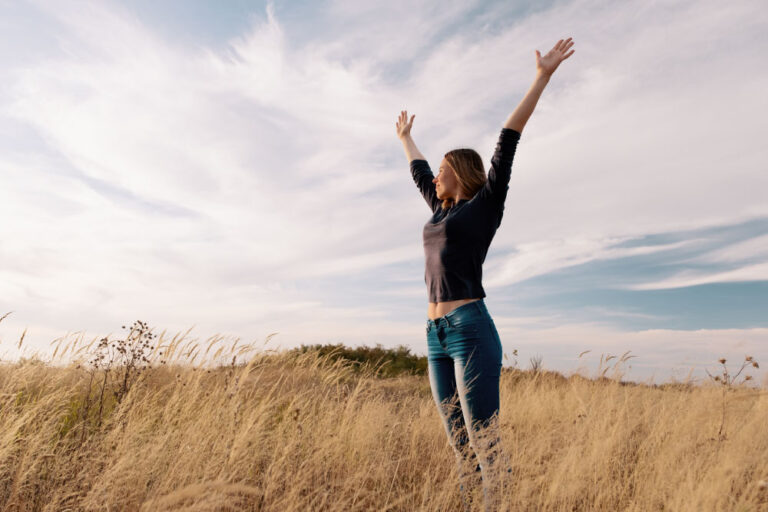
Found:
[427,299,487,328]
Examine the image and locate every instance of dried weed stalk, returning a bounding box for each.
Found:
[705,355,760,441]
[74,320,157,443]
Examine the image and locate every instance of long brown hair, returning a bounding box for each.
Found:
[441,148,486,210]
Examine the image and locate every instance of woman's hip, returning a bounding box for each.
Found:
[426,299,501,359]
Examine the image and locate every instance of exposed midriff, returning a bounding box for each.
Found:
[428,298,482,320]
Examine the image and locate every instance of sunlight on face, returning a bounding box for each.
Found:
[433,157,460,200]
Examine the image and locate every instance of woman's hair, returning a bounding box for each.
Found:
[441,148,486,210]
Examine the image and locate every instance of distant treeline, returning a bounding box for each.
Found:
[289,343,428,378]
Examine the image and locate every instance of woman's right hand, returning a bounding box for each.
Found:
[396,110,415,140]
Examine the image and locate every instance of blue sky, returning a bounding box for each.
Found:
[1,0,767,385]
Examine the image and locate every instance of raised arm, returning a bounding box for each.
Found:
[504,37,575,133]
[396,110,425,161]
[479,37,575,208]
[397,110,440,212]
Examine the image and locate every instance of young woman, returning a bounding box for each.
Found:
[395,37,575,510]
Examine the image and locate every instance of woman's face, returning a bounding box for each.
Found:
[433,158,460,200]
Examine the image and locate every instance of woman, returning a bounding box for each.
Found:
[395,37,575,510]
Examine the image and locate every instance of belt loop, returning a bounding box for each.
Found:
[444,316,452,328]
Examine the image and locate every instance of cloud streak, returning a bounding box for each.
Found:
[0,0,766,383]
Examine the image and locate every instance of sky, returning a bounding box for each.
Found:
[1,0,767,386]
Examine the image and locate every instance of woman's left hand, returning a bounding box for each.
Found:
[536,37,575,77]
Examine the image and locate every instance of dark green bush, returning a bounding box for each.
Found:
[290,343,427,378]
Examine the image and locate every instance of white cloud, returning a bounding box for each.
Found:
[484,236,698,287]
[1,0,767,381]
[625,262,768,291]
[690,234,768,264]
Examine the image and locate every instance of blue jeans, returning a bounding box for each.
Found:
[427,299,506,511]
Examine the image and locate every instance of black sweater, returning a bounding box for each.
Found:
[410,128,521,303]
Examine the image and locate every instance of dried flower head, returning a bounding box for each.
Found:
[719,358,726,364]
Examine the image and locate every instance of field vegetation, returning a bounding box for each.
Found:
[1,320,766,511]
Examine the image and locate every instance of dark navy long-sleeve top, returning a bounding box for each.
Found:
[410,128,521,303]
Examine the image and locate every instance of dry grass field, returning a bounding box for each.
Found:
[1,322,767,511]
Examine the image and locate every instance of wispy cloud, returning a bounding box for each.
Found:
[626,262,768,291]
[0,0,766,382]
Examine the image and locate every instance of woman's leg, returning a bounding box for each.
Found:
[442,301,505,511]
[427,319,482,509]
[454,353,503,510]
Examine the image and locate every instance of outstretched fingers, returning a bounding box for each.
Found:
[554,37,573,53]
[396,110,415,136]
[562,38,575,60]
[553,38,575,61]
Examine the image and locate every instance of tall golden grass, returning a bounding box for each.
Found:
[1,324,767,511]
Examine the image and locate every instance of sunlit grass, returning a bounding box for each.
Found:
[0,320,766,511]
